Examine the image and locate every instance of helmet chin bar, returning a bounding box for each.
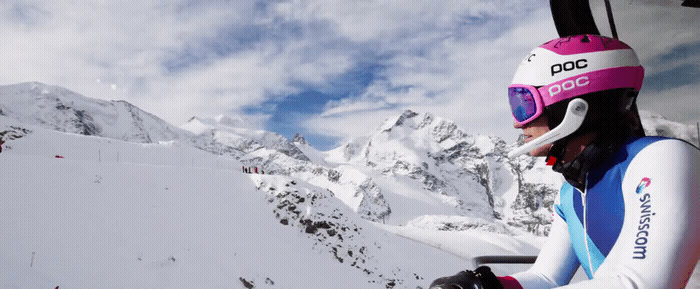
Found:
[508,98,589,158]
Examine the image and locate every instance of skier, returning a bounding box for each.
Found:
[429,34,699,288]
[0,138,4,153]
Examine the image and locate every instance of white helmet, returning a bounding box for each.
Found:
[507,34,644,158]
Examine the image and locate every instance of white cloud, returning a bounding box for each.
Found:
[0,1,356,126]
[589,1,700,63]
[302,1,699,144]
[0,1,697,146]
[639,82,700,125]
[274,0,532,43]
[306,107,403,142]
[304,4,557,143]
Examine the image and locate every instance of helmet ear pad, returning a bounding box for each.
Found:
[544,88,644,143]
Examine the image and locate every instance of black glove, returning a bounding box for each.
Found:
[429,266,504,289]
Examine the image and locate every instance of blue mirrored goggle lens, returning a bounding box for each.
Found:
[508,87,538,122]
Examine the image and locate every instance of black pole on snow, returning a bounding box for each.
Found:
[550,0,600,37]
[474,255,538,266]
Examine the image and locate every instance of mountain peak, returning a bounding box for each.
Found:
[378,110,419,132]
[293,133,307,144]
[394,109,420,127]
[400,109,419,118]
[375,110,465,144]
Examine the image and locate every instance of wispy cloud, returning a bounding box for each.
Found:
[1,1,697,149]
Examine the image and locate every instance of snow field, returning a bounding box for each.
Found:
[3,114,696,287]
[0,128,535,288]
[0,130,367,288]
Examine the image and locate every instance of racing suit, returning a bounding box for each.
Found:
[507,136,700,288]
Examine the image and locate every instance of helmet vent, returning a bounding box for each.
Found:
[581,35,590,43]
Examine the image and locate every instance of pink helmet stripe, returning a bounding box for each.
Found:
[539,66,644,106]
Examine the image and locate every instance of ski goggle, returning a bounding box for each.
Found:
[508,84,545,126]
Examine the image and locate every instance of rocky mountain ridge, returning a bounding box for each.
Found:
[332,109,558,235]
[2,82,696,237]
[0,82,186,143]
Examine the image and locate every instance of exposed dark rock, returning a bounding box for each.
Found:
[239,277,254,289]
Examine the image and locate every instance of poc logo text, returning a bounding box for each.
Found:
[548,76,590,97]
[551,59,588,76]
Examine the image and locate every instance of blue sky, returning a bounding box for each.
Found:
[1,1,698,150]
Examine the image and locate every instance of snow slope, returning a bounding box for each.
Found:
[0,125,545,288]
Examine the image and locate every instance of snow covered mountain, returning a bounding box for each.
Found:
[0,82,392,224]
[0,113,545,288]
[323,110,559,235]
[180,115,392,223]
[2,82,696,236]
[641,110,699,146]
[321,109,700,236]
[2,82,698,287]
[0,82,187,143]
[182,115,310,162]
